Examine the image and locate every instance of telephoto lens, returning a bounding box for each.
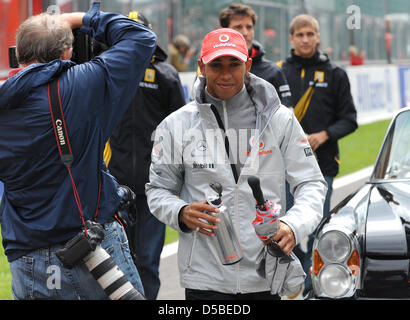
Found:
[56,220,146,300]
[83,245,145,300]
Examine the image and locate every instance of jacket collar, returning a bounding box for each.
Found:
[203,84,247,110]
[151,45,167,62]
[8,67,24,78]
[0,59,74,110]
[193,73,280,134]
[249,41,265,62]
[286,49,329,67]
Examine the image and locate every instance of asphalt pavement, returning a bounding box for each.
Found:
[156,166,373,300]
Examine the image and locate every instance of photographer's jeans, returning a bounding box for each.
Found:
[9,220,144,300]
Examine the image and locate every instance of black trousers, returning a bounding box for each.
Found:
[185,288,280,300]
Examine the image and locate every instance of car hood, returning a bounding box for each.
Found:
[365,181,410,258]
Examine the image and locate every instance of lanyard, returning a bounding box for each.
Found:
[47,77,101,236]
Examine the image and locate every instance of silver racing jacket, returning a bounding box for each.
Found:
[146,73,327,294]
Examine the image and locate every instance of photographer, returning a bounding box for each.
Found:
[0,3,156,299]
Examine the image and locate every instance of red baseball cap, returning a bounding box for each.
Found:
[200,28,249,64]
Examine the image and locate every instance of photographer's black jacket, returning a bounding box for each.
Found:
[249,41,293,108]
[107,46,186,195]
[280,49,358,177]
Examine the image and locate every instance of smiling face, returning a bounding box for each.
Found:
[198,55,252,100]
[289,25,320,58]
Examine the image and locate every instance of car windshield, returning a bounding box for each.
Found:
[374,110,410,180]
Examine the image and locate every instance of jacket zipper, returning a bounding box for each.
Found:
[187,231,197,269]
[234,185,241,293]
[300,67,306,98]
[210,105,243,292]
[222,101,228,130]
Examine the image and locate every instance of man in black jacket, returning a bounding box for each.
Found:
[279,14,358,297]
[105,12,186,300]
[219,3,292,107]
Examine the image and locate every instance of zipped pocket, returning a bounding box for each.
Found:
[186,232,197,269]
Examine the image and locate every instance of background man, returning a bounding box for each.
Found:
[168,34,196,72]
[279,14,358,296]
[0,4,156,299]
[146,28,326,300]
[105,12,186,300]
[219,3,292,107]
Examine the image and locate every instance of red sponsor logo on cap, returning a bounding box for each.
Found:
[218,34,230,42]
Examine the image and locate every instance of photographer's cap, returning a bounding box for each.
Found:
[201,28,248,64]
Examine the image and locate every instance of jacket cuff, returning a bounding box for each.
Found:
[171,201,191,233]
[80,2,100,36]
[325,129,333,142]
[279,217,299,245]
[177,205,193,233]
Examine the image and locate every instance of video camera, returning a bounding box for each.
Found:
[70,28,108,64]
[8,28,107,68]
[8,47,18,69]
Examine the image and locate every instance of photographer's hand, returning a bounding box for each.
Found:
[60,12,85,29]
[179,200,220,236]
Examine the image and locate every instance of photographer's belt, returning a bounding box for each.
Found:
[48,78,101,236]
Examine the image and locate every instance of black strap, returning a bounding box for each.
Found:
[47,78,103,228]
[210,105,239,183]
[48,78,74,168]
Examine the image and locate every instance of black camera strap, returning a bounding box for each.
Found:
[47,77,101,236]
[48,78,74,168]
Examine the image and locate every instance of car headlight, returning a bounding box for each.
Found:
[312,229,360,299]
[319,264,352,298]
[317,230,351,263]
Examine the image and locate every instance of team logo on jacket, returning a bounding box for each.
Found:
[314,71,324,82]
[144,68,156,82]
[248,136,272,156]
[196,140,207,151]
[151,142,162,163]
[310,71,328,87]
[192,162,215,169]
[304,147,314,157]
[249,136,264,149]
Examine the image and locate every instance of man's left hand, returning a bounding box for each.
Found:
[264,221,296,255]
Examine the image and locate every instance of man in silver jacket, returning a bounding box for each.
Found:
[146,28,327,300]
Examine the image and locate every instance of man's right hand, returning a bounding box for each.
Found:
[60,12,85,29]
[179,200,220,236]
